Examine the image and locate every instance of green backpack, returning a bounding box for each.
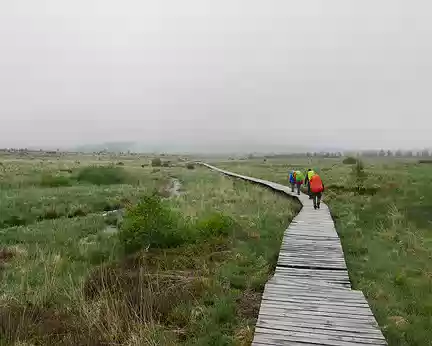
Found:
[295,171,305,182]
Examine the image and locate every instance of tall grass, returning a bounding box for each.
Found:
[0,161,299,345]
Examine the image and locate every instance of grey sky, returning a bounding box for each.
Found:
[0,0,431,151]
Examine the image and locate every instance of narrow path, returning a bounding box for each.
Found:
[201,163,387,346]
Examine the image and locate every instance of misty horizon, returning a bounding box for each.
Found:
[1,1,431,151]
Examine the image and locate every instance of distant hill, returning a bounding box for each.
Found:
[72,140,323,155]
[75,142,136,153]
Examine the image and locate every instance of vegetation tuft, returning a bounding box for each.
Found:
[350,159,367,193]
[151,157,162,167]
[40,174,72,187]
[119,194,186,252]
[343,156,358,164]
[76,166,130,185]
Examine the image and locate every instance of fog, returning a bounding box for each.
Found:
[0,0,431,152]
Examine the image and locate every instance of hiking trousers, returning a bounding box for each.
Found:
[312,192,322,208]
[307,182,312,198]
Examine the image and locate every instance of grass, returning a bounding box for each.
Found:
[217,157,432,346]
[0,154,300,345]
[3,153,429,345]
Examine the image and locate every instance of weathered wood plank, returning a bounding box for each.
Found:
[256,318,384,336]
[257,321,386,340]
[253,329,387,346]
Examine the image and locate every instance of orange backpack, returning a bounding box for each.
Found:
[310,175,324,193]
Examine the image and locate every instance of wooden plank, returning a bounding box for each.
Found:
[253,329,386,346]
[257,320,386,340]
[259,303,376,318]
[263,286,362,298]
[257,313,380,329]
[258,313,378,324]
[267,278,351,288]
[254,326,386,343]
[261,296,367,307]
[256,318,385,336]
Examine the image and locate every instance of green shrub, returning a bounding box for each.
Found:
[351,159,367,193]
[195,212,237,238]
[151,158,162,167]
[343,156,357,164]
[119,194,185,253]
[186,163,195,170]
[76,166,129,185]
[40,174,72,187]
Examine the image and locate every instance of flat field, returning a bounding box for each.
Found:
[216,156,432,346]
[1,153,430,345]
[0,153,300,345]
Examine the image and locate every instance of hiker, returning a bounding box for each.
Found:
[310,173,325,209]
[294,170,304,195]
[304,168,316,199]
[289,170,296,192]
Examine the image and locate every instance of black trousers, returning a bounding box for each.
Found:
[312,192,322,207]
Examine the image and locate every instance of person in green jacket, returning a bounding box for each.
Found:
[294,170,304,195]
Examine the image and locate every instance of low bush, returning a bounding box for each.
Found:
[343,156,357,164]
[40,174,72,187]
[76,166,129,185]
[119,196,239,254]
[186,163,195,170]
[119,194,186,253]
[151,158,162,167]
[195,212,237,238]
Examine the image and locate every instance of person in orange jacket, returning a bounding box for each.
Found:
[309,173,325,209]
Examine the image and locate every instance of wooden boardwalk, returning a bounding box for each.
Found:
[202,163,387,346]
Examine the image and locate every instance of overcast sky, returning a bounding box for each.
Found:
[0,0,431,151]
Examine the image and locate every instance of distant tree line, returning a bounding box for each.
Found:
[248,148,431,159]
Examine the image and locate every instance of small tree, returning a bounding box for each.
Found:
[343,156,357,165]
[351,159,367,193]
[151,157,162,167]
